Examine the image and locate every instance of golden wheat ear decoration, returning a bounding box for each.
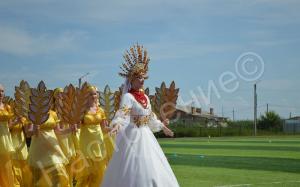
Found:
[152,82,166,119]
[3,96,14,106]
[28,81,52,126]
[113,86,123,110]
[99,85,116,122]
[144,87,150,96]
[151,81,179,120]
[14,80,31,118]
[144,87,155,106]
[162,81,179,120]
[70,82,90,125]
[144,87,155,105]
[55,84,76,124]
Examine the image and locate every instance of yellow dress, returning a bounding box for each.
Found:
[10,117,32,187]
[102,132,115,165]
[56,124,76,161]
[72,127,81,183]
[0,104,15,187]
[28,110,69,187]
[100,113,115,165]
[76,107,106,187]
[56,123,76,186]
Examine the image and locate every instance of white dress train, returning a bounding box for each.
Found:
[101,93,180,187]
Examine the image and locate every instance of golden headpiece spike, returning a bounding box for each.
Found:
[119,43,150,81]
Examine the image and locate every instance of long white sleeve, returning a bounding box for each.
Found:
[148,111,164,133]
[147,96,164,133]
[110,93,132,128]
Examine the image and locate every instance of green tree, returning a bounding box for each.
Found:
[258,111,282,130]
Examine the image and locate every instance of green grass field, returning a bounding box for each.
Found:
[159,136,300,187]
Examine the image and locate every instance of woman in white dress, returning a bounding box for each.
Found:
[101,44,180,187]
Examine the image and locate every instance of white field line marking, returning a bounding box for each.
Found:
[215,180,300,187]
[215,184,251,187]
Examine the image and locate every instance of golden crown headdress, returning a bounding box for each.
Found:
[87,85,98,92]
[119,44,150,81]
[53,87,63,99]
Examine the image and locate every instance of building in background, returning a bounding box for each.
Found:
[174,106,228,127]
[283,116,300,134]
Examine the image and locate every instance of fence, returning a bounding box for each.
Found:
[283,119,300,134]
[156,120,300,138]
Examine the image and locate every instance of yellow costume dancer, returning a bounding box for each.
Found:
[96,92,115,165]
[76,86,106,187]
[53,88,76,186]
[0,103,15,187]
[56,123,76,186]
[101,116,115,165]
[10,117,32,187]
[28,110,70,187]
[71,127,81,185]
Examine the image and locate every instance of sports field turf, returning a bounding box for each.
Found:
[159,136,300,187]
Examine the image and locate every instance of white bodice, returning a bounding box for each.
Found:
[111,93,163,132]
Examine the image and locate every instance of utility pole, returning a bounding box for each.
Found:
[222,105,224,118]
[254,84,257,136]
[232,108,235,121]
[266,103,269,113]
[78,72,90,88]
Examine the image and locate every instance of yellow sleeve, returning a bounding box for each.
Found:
[98,107,107,120]
[6,104,14,119]
[51,110,60,124]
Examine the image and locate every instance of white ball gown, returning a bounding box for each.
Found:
[101,93,180,187]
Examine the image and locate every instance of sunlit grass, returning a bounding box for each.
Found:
[159,136,300,187]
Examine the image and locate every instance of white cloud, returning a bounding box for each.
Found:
[0,26,86,56]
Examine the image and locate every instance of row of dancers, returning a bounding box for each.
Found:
[0,84,114,187]
[1,44,180,187]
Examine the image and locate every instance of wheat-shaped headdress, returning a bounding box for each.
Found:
[119,44,150,81]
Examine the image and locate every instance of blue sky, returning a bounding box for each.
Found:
[0,0,300,119]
